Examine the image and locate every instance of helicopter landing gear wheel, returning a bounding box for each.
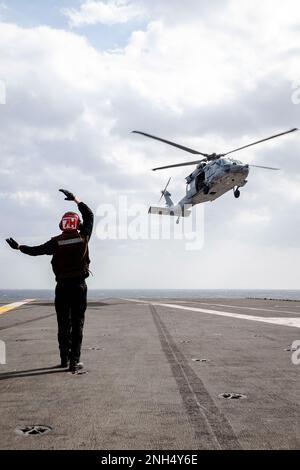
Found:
[234,188,240,199]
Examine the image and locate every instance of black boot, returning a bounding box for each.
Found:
[69,360,84,373]
[60,359,69,368]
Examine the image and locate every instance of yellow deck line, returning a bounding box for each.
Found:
[0,299,36,315]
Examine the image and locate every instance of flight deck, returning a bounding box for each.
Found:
[0,297,299,450]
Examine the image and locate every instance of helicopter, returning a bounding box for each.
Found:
[133,128,298,223]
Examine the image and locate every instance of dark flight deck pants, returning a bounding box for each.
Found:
[55,281,87,364]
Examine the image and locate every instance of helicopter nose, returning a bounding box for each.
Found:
[231,163,249,177]
[231,163,249,174]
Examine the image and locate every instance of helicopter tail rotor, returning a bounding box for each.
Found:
[158,177,172,203]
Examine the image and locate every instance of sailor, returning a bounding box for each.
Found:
[6,189,94,373]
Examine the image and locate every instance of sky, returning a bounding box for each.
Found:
[0,0,300,290]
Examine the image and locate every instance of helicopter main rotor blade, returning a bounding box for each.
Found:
[223,128,298,156]
[132,131,208,156]
[152,160,204,171]
[248,164,280,170]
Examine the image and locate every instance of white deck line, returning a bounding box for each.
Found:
[174,300,300,316]
[124,299,300,329]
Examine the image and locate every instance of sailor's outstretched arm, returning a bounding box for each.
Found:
[6,237,55,256]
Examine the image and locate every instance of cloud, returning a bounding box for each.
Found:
[63,0,144,27]
[0,0,300,289]
[0,3,7,22]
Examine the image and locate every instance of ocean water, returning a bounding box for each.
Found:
[1,289,300,301]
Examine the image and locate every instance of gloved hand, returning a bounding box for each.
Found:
[6,238,19,250]
[59,189,75,201]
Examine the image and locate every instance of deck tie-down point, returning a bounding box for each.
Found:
[192,358,210,362]
[15,425,52,436]
[219,393,247,400]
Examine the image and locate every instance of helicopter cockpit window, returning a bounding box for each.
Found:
[228,158,243,165]
[219,159,230,166]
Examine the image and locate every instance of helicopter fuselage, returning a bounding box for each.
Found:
[178,157,249,208]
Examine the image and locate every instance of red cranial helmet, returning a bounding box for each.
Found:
[59,212,81,232]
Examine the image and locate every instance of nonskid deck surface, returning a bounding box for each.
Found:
[0,297,299,450]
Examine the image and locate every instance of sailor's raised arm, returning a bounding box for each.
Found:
[77,201,94,240]
[59,189,94,240]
